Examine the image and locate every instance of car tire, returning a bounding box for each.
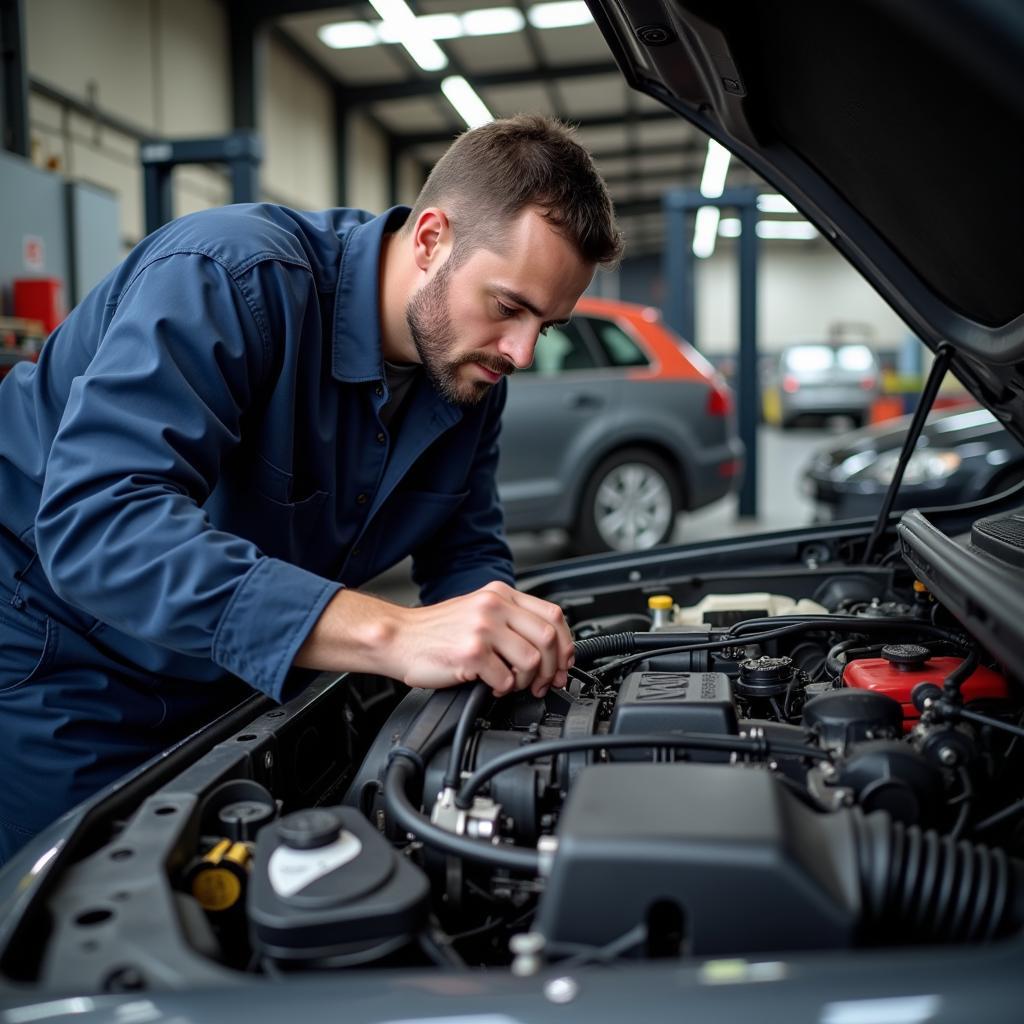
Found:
[574,448,682,554]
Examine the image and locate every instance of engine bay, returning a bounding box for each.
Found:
[7,508,1024,993]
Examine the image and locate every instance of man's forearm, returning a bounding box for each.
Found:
[291,581,573,698]
[293,588,406,677]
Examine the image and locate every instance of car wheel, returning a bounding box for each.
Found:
[575,448,681,554]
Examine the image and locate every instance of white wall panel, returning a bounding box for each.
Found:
[345,113,389,213]
[261,37,336,209]
[26,0,158,128]
[155,0,230,136]
[695,242,908,354]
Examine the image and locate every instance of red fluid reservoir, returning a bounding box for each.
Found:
[845,644,1009,729]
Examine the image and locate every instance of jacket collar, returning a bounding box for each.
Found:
[331,205,411,383]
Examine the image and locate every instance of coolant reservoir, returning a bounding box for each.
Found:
[845,644,1009,729]
[647,594,674,630]
[673,592,828,628]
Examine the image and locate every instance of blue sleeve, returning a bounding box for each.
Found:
[411,380,515,603]
[34,253,341,701]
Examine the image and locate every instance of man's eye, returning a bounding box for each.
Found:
[496,301,517,318]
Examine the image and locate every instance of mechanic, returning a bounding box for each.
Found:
[0,114,621,862]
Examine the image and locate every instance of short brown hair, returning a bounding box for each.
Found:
[407,114,622,267]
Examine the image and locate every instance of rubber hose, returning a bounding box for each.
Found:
[384,756,540,873]
[443,683,490,791]
[573,632,637,666]
[853,810,1024,943]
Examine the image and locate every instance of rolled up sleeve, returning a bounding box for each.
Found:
[35,252,340,701]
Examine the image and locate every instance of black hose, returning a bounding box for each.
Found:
[825,638,871,679]
[853,809,1024,943]
[443,683,491,791]
[455,732,832,809]
[943,647,980,701]
[384,756,540,872]
[573,632,637,665]
[729,615,967,645]
[596,619,971,681]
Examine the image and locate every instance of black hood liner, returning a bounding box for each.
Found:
[589,0,1024,436]
[697,0,1023,329]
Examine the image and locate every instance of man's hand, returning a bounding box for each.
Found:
[294,582,573,698]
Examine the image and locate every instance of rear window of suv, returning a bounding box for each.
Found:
[586,317,650,368]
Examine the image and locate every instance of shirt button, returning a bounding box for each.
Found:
[376,432,386,444]
[351,546,362,557]
[374,384,384,398]
[356,493,368,505]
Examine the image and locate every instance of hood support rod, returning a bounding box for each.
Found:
[863,342,954,563]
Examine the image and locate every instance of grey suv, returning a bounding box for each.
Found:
[498,297,742,553]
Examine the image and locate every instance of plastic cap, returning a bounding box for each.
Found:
[913,580,928,593]
[647,595,673,610]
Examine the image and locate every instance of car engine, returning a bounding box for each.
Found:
[12,513,1024,992]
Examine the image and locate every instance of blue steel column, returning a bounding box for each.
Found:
[663,191,696,345]
[737,193,759,518]
[0,0,29,156]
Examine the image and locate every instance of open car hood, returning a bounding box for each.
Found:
[587,0,1024,439]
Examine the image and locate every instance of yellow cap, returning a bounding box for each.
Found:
[648,595,673,610]
[192,867,242,911]
[913,580,928,593]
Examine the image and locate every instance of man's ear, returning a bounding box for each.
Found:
[411,208,452,272]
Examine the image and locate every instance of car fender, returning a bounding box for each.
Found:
[554,404,699,525]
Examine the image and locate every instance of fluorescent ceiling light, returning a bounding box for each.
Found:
[699,139,731,198]
[318,22,380,48]
[717,217,819,240]
[441,75,494,129]
[320,4,577,52]
[692,206,720,258]
[378,12,462,42]
[369,0,448,70]
[757,193,797,214]
[527,1,594,29]
[758,221,818,240]
[463,7,525,35]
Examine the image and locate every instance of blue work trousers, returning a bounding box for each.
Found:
[0,527,244,863]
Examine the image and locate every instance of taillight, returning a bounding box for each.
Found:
[782,374,799,393]
[706,381,733,417]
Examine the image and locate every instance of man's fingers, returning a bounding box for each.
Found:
[501,604,562,688]
[503,591,574,678]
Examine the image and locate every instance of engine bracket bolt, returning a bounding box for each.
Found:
[544,976,580,1004]
[938,746,958,766]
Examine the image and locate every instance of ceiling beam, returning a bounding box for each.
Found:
[352,59,619,105]
[601,162,704,188]
[396,109,681,149]
[247,0,366,17]
[590,140,701,162]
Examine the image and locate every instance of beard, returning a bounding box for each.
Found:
[405,256,515,407]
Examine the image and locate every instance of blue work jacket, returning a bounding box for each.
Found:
[0,204,514,703]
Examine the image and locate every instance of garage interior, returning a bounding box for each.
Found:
[1,0,956,596]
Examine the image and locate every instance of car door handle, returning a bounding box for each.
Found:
[566,393,603,410]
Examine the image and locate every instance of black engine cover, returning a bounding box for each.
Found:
[535,763,858,957]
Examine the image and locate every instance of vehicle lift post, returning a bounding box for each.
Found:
[140,133,262,236]
[663,186,760,519]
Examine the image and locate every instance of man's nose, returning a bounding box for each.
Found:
[497,325,539,370]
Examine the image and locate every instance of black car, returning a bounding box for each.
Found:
[3,2,1024,1022]
[805,407,1024,520]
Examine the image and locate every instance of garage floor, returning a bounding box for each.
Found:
[369,424,845,604]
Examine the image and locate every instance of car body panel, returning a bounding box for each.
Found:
[497,298,742,536]
[804,407,1024,519]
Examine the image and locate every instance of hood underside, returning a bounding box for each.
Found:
[588,0,1024,442]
